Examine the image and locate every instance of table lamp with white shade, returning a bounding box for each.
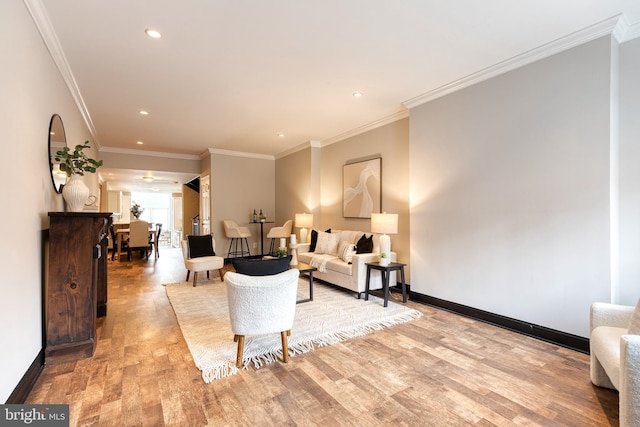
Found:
[295,213,314,243]
[371,212,398,257]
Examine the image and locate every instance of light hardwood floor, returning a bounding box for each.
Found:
[27,246,619,426]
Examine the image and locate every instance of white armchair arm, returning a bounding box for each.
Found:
[620,334,640,426]
[590,302,635,332]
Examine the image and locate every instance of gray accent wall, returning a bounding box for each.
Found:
[409,36,617,337]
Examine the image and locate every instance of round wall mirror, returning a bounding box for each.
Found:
[48,114,67,194]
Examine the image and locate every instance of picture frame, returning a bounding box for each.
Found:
[343,158,381,218]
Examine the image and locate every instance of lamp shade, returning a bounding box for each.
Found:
[295,213,313,228]
[370,213,398,235]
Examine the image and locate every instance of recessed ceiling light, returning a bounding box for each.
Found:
[142,175,154,182]
[277,133,285,137]
[352,91,363,97]
[145,28,162,39]
[139,110,149,115]
[136,141,144,145]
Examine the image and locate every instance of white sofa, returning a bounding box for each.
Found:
[590,302,640,426]
[296,229,396,296]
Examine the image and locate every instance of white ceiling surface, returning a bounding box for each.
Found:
[35,1,640,191]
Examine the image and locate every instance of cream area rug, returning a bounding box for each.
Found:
[164,278,422,383]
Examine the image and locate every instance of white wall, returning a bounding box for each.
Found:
[410,37,615,338]
[0,1,95,401]
[209,153,275,255]
[619,38,640,305]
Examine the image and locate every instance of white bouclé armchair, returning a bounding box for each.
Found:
[224,269,299,368]
[590,300,640,426]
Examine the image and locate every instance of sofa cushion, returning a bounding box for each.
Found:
[187,235,215,258]
[314,231,340,255]
[232,256,292,276]
[325,258,353,275]
[356,234,374,254]
[629,298,640,335]
[309,228,331,252]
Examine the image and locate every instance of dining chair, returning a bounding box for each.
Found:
[109,224,128,260]
[149,223,162,258]
[128,220,152,260]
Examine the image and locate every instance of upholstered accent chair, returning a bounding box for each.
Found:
[590,300,640,426]
[224,268,299,368]
[181,235,225,287]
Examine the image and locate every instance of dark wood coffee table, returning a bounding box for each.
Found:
[292,262,317,304]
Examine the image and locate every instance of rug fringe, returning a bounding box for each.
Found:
[242,309,423,369]
[201,361,239,384]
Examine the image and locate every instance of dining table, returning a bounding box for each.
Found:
[116,228,158,261]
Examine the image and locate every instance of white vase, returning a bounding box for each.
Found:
[62,174,90,212]
[379,257,390,266]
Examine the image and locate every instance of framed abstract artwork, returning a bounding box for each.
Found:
[343,158,381,218]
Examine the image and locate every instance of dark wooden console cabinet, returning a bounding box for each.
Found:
[46,212,112,364]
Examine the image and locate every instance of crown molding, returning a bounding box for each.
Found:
[274,140,322,159]
[319,109,410,147]
[24,0,100,147]
[403,15,625,109]
[99,145,200,160]
[618,16,640,42]
[207,147,274,160]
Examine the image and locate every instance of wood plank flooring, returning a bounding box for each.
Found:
[26,247,619,426]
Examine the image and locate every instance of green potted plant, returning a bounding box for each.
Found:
[379,252,390,266]
[54,140,103,176]
[272,249,288,258]
[130,202,144,219]
[53,140,103,212]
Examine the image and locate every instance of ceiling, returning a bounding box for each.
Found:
[31,1,640,191]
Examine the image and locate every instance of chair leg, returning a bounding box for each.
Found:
[193,271,198,287]
[186,271,191,281]
[234,335,244,368]
[281,330,291,363]
[227,239,233,258]
[244,238,251,256]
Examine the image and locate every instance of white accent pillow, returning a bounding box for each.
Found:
[337,240,357,263]
[314,231,340,255]
[629,298,640,335]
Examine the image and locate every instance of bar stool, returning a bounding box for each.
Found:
[223,220,252,258]
[266,219,293,254]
